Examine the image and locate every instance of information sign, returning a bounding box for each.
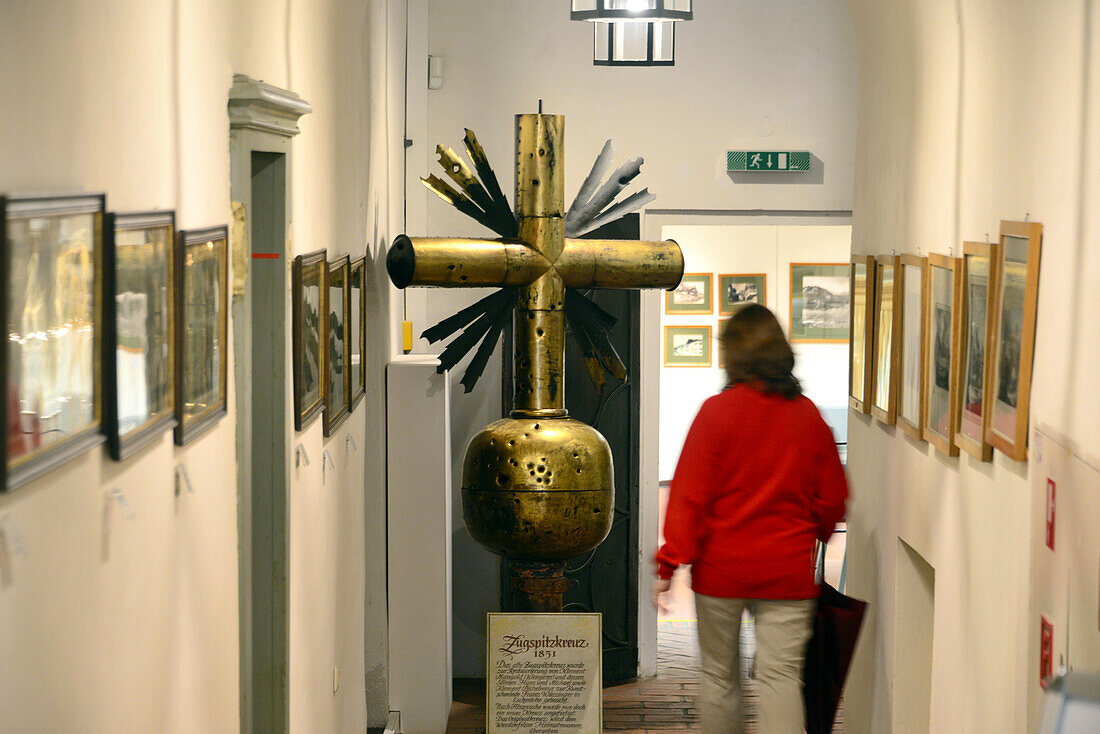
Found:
[487,613,602,734]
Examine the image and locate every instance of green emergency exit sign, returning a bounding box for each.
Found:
[727,151,811,172]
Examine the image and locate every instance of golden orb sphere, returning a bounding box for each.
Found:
[461,415,614,560]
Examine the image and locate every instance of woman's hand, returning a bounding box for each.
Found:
[651,577,672,614]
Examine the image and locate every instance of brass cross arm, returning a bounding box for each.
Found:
[386,235,683,291]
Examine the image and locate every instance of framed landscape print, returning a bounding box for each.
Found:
[663,325,712,367]
[955,241,998,461]
[349,256,366,411]
[871,256,901,424]
[323,256,351,436]
[665,273,712,314]
[987,221,1042,461]
[923,254,962,456]
[2,193,105,490]
[718,274,765,314]
[105,211,176,460]
[292,249,327,431]
[174,226,228,445]
[897,255,927,440]
[790,263,850,342]
[848,255,875,413]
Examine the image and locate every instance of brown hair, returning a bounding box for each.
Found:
[720,303,802,399]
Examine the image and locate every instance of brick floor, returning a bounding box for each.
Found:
[446,619,841,733]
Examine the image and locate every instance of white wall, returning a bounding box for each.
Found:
[408,0,858,676]
[845,1,1100,732]
[0,1,403,732]
[658,224,851,481]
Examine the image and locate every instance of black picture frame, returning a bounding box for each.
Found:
[2,192,106,490]
[323,255,351,436]
[349,256,366,411]
[292,249,327,431]
[104,211,177,460]
[174,225,228,445]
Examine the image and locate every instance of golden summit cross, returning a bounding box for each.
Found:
[387,112,683,611]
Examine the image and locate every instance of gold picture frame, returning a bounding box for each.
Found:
[986,221,1042,461]
[954,241,999,461]
[106,210,176,460]
[323,255,352,436]
[174,226,229,446]
[665,273,712,314]
[663,325,712,367]
[292,249,327,431]
[923,254,962,456]
[897,255,928,440]
[871,255,901,424]
[848,255,875,413]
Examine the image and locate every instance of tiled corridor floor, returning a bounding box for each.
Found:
[445,617,842,733]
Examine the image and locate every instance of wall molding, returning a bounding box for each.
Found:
[228,74,312,137]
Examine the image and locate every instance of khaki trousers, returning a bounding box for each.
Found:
[694,593,815,734]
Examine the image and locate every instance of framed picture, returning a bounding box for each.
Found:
[174,226,228,445]
[349,256,366,410]
[923,254,962,456]
[955,241,998,461]
[323,256,351,436]
[665,273,712,314]
[718,273,766,314]
[790,263,850,342]
[2,193,105,490]
[292,249,327,431]
[848,255,875,413]
[663,325,712,367]
[105,211,176,460]
[987,221,1042,461]
[871,255,901,424]
[897,255,927,440]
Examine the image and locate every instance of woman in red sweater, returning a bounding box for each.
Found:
[653,303,848,734]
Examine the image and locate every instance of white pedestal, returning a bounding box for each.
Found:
[386,356,453,733]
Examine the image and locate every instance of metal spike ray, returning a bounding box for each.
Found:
[564,142,653,237]
[463,129,517,235]
[563,290,627,388]
[420,175,502,234]
[420,287,516,390]
[565,139,615,232]
[422,133,518,238]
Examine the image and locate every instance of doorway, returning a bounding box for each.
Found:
[647,214,853,680]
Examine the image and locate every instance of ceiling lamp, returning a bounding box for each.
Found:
[571,0,692,66]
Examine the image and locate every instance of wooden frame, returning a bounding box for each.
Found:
[2,193,106,490]
[789,262,850,343]
[323,255,352,436]
[954,241,999,461]
[105,210,177,460]
[923,253,963,456]
[871,255,902,424]
[292,249,327,431]
[897,255,928,440]
[349,256,366,410]
[174,225,229,445]
[848,255,875,413]
[986,221,1042,461]
[718,273,766,313]
[663,325,712,367]
[664,272,712,314]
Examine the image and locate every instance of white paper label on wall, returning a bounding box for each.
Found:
[486,612,602,734]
